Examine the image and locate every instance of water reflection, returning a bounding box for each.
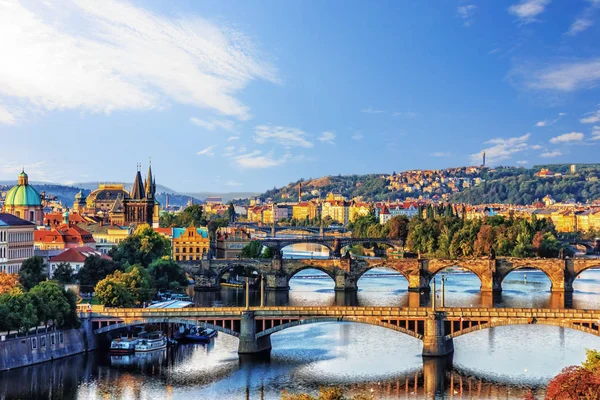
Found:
[4,321,600,399]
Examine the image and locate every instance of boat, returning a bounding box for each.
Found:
[109,336,139,354]
[134,332,167,352]
[175,325,218,342]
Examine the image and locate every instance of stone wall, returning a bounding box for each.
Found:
[0,318,97,372]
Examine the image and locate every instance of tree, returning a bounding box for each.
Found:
[53,262,75,284]
[385,215,409,243]
[148,258,189,291]
[19,256,46,290]
[77,256,120,291]
[179,204,206,227]
[474,225,494,256]
[121,265,154,304]
[241,241,264,258]
[109,224,171,268]
[544,349,600,399]
[0,272,21,295]
[226,202,236,223]
[95,273,135,307]
[30,282,71,328]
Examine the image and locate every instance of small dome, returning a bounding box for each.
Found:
[4,170,42,207]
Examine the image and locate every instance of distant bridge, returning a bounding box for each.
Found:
[190,256,600,293]
[233,222,347,236]
[88,306,600,357]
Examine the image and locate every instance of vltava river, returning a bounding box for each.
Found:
[2,245,600,399]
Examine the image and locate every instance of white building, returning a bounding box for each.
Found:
[0,213,36,274]
[48,246,111,278]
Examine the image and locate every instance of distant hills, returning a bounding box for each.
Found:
[0,180,255,208]
[258,164,600,205]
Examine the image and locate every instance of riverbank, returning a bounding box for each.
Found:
[0,318,97,372]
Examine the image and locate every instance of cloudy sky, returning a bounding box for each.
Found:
[1,0,600,192]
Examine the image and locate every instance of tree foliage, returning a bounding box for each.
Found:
[545,349,600,399]
[160,204,207,228]
[148,258,189,291]
[95,266,154,307]
[240,241,274,258]
[109,224,171,268]
[19,256,46,290]
[0,272,21,295]
[53,262,75,284]
[77,255,120,291]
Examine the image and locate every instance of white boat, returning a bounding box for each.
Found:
[109,337,139,354]
[135,332,167,352]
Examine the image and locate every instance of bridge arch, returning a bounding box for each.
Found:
[497,263,555,291]
[287,265,336,284]
[280,242,334,257]
[449,319,600,340]
[216,264,261,284]
[255,317,423,340]
[355,264,410,283]
[93,318,240,337]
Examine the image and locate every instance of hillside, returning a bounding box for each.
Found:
[259,164,600,205]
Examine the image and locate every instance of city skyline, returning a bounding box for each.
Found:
[1,0,600,192]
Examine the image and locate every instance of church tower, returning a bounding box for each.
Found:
[123,163,159,227]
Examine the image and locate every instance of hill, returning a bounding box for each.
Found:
[258,164,600,205]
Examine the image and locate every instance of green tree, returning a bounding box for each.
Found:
[19,256,46,290]
[241,241,265,258]
[148,258,189,291]
[53,262,75,284]
[109,224,171,267]
[121,265,154,304]
[30,282,71,328]
[77,256,120,291]
[95,273,135,307]
[385,215,409,243]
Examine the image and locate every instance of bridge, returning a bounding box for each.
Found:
[191,256,600,293]
[88,305,600,358]
[233,222,348,236]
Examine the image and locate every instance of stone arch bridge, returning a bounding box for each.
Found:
[88,306,600,358]
[190,256,600,293]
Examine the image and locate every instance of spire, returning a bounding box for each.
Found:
[131,164,145,200]
[145,158,153,197]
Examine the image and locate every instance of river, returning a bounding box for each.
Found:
[2,244,600,399]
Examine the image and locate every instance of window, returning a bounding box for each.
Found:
[59,332,64,343]
[30,211,35,221]
[40,336,46,348]
[51,334,55,346]
[31,337,37,350]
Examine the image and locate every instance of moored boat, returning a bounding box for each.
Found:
[134,332,167,352]
[184,326,218,342]
[109,337,139,354]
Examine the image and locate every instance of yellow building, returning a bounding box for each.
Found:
[292,201,320,222]
[173,226,210,262]
[322,200,349,225]
[348,201,371,222]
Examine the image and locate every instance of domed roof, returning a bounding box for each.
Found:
[4,170,42,207]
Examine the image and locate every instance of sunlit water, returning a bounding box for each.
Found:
[2,246,600,399]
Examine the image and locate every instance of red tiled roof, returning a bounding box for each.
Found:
[49,247,111,263]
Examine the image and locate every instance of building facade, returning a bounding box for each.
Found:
[173,226,210,262]
[0,213,36,274]
[48,246,111,278]
[216,227,251,259]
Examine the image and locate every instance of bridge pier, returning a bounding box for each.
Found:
[238,311,272,356]
[264,273,289,291]
[334,273,358,292]
[422,312,454,357]
[423,354,453,398]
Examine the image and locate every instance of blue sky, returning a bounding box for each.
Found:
[1,0,600,193]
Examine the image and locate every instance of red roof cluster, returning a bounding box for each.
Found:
[49,246,111,263]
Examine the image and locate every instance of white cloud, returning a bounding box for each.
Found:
[225,180,242,187]
[489,48,502,55]
[549,132,584,144]
[540,150,562,158]
[591,126,600,140]
[233,150,289,169]
[530,144,543,150]
[0,0,278,123]
[430,151,451,157]
[522,59,600,91]
[254,125,313,148]
[508,0,551,22]
[361,107,385,114]
[351,133,364,141]
[470,133,531,164]
[227,136,240,141]
[536,120,547,127]
[566,0,600,35]
[457,5,476,26]
[196,145,216,156]
[190,117,237,132]
[319,131,336,144]
[516,160,529,165]
[0,104,16,125]
[581,106,600,124]
[535,112,565,127]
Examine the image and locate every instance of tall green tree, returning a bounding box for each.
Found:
[77,256,120,291]
[109,224,171,267]
[19,256,46,290]
[53,262,75,284]
[30,282,71,328]
[148,258,189,291]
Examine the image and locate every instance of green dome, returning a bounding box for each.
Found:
[4,183,42,207]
